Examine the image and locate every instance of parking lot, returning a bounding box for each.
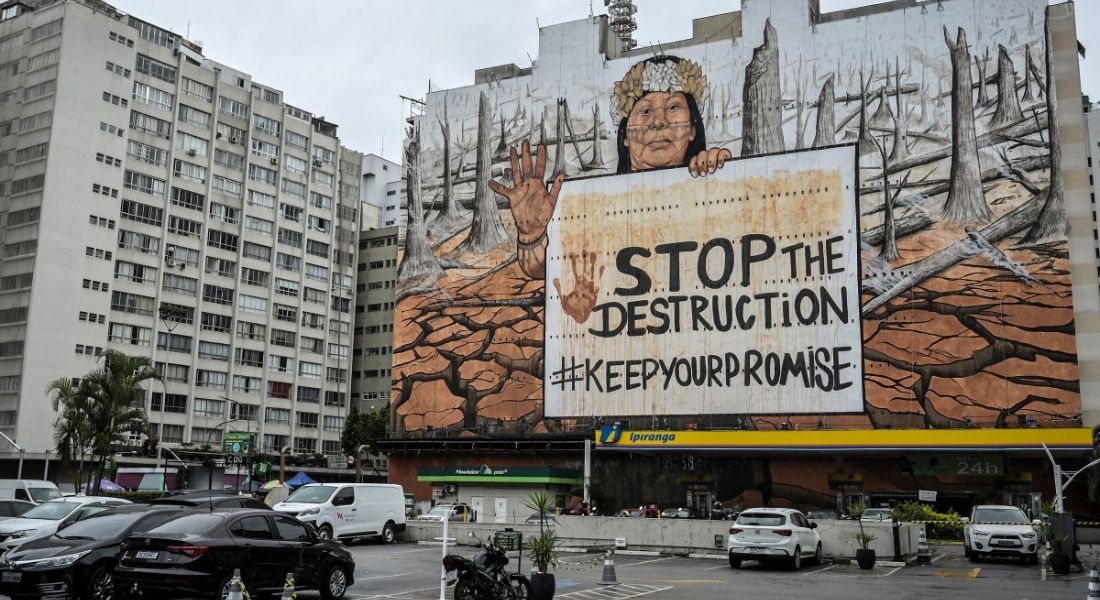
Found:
[325,542,1086,600]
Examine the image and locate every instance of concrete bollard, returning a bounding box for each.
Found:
[280,571,297,600]
[916,525,931,565]
[227,568,246,600]
[598,552,619,586]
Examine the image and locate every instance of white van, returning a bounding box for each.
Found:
[272,483,406,543]
[0,480,59,504]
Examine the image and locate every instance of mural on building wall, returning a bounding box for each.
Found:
[392,0,1080,435]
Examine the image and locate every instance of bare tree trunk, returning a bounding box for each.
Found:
[876,134,902,261]
[553,99,567,178]
[1020,11,1065,244]
[991,45,1024,128]
[495,113,507,155]
[1021,43,1037,104]
[720,85,732,138]
[974,48,990,107]
[429,103,464,236]
[1027,44,1046,99]
[397,123,444,285]
[794,58,806,150]
[812,74,836,148]
[741,18,784,156]
[458,92,510,253]
[870,87,892,128]
[585,101,604,169]
[890,57,910,163]
[857,69,877,156]
[941,26,990,227]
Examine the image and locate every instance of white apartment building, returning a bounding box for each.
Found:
[360,153,400,230]
[0,0,362,458]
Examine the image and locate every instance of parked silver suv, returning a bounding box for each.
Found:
[963,505,1039,564]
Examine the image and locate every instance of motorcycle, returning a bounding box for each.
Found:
[443,532,531,600]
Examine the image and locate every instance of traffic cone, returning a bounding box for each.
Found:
[917,525,931,565]
[1087,567,1100,600]
[598,552,619,586]
[227,569,246,600]
[280,572,297,600]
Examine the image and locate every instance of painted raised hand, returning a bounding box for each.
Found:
[553,251,604,324]
[489,140,564,248]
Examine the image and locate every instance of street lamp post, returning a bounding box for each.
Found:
[153,303,186,490]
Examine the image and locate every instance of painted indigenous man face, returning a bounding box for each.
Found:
[623,91,695,171]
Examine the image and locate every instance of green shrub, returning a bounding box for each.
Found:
[104,491,167,504]
[891,501,963,541]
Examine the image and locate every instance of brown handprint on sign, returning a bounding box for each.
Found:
[488,140,564,280]
[553,251,604,324]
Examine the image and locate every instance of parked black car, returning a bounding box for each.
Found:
[150,492,269,511]
[0,504,187,600]
[113,510,354,600]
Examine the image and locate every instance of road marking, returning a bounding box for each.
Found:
[704,564,730,571]
[801,564,839,576]
[934,568,980,578]
[619,557,672,567]
[968,567,981,579]
[345,586,438,599]
[881,566,903,578]
[930,553,946,563]
[641,579,724,584]
[557,584,673,600]
[354,572,415,581]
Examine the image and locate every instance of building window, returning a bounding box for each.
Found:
[167,216,202,238]
[212,175,243,198]
[202,283,234,305]
[156,332,192,354]
[171,187,205,211]
[151,393,187,414]
[248,190,276,209]
[108,322,152,346]
[236,348,264,368]
[265,406,290,422]
[123,170,166,197]
[132,82,174,111]
[129,111,172,137]
[200,312,231,333]
[214,148,245,171]
[195,371,227,391]
[238,295,268,314]
[242,242,272,262]
[207,230,239,252]
[182,77,213,103]
[253,114,281,137]
[198,341,230,361]
[236,320,266,340]
[175,131,208,157]
[135,54,177,84]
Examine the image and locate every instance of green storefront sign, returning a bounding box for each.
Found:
[910,454,1005,476]
[418,466,581,485]
[223,432,255,455]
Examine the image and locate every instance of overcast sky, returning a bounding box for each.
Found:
[108,0,1099,164]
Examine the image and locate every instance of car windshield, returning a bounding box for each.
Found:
[21,501,78,520]
[29,488,59,503]
[145,513,225,536]
[736,513,786,526]
[56,512,144,540]
[285,486,336,504]
[428,506,453,516]
[973,508,1029,524]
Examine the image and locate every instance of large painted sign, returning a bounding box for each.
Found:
[391,0,1081,434]
[545,146,863,415]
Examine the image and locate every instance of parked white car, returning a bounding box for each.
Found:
[272,483,406,543]
[963,505,1040,564]
[728,508,822,570]
[0,496,130,550]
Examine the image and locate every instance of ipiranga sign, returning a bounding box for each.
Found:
[544,145,862,416]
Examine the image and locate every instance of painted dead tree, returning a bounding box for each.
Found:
[429,102,464,236]
[991,45,1023,128]
[396,124,443,286]
[942,26,990,227]
[974,48,990,107]
[889,57,909,163]
[1020,7,1065,244]
[741,19,784,156]
[457,92,509,254]
[812,74,835,148]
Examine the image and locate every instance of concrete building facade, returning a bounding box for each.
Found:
[360,153,400,230]
[352,226,397,415]
[0,0,361,460]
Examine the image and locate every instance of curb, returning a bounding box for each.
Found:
[617,550,663,557]
[688,553,727,560]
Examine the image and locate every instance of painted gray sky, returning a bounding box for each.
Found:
[108,0,1099,163]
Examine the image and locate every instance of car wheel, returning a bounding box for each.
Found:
[808,543,822,566]
[963,544,972,559]
[317,524,334,541]
[969,551,982,563]
[320,564,350,600]
[729,555,741,569]
[789,547,802,571]
[84,565,112,600]
[382,521,396,544]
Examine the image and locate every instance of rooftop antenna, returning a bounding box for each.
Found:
[605,0,638,52]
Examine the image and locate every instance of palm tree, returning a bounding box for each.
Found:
[79,351,158,495]
[46,378,94,493]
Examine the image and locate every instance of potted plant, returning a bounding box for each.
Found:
[525,491,559,600]
[1036,500,1070,575]
[849,503,877,569]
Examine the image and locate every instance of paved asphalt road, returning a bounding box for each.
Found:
[306,542,1087,600]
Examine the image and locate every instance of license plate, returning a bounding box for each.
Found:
[445,570,457,583]
[993,540,1019,547]
[1,571,20,583]
[746,547,764,553]
[136,551,159,560]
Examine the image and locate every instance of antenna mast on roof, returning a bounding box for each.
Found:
[604,0,638,52]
